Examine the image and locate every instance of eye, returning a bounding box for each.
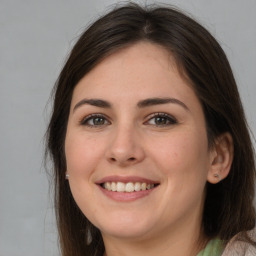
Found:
[145,113,177,126]
[80,114,110,127]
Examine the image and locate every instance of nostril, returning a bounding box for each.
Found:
[108,156,137,163]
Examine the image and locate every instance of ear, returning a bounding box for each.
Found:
[207,132,234,184]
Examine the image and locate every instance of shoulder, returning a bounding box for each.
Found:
[221,227,256,256]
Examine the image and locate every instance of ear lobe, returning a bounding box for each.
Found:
[207,132,234,184]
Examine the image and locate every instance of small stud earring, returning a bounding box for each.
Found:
[65,173,69,180]
[213,173,221,180]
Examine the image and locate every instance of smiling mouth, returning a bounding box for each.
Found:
[101,181,159,193]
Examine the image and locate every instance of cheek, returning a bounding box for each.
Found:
[136,130,209,228]
[65,132,104,217]
[149,129,209,181]
[65,132,105,176]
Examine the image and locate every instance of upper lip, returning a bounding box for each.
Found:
[95,175,160,184]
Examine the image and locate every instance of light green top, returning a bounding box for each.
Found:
[197,238,224,256]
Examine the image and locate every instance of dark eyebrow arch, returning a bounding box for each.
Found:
[73,99,111,112]
[137,97,189,111]
[73,97,189,112]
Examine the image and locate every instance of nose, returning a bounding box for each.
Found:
[105,125,145,166]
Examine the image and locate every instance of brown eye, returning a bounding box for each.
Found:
[146,113,177,126]
[92,117,105,125]
[81,114,110,127]
[154,117,170,125]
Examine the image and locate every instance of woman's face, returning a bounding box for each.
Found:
[65,42,215,242]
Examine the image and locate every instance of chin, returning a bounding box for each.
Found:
[101,225,154,240]
[95,214,157,240]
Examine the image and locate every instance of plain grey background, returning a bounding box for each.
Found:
[0,0,255,255]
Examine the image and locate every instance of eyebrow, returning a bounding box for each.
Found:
[73,97,189,112]
[137,97,189,110]
[73,99,112,112]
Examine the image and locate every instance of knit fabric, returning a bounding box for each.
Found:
[221,227,256,256]
[197,238,224,256]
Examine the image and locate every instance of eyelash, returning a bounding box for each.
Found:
[80,114,110,127]
[144,112,177,126]
[80,113,177,128]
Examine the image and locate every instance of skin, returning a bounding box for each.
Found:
[65,42,233,256]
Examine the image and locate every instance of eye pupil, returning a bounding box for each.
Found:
[155,117,168,125]
[93,117,105,125]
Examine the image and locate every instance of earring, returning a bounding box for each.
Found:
[213,173,221,180]
[65,173,69,180]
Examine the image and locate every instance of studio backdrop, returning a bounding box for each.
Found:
[0,0,255,255]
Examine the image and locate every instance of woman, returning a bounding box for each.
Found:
[46,3,256,256]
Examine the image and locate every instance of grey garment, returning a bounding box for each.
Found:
[222,227,256,256]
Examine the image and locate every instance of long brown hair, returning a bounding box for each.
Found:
[46,3,256,256]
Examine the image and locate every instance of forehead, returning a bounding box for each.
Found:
[71,42,197,106]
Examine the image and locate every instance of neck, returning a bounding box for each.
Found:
[102,214,208,256]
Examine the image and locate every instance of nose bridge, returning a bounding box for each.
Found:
[106,121,144,165]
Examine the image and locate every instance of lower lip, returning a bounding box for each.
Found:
[98,185,157,202]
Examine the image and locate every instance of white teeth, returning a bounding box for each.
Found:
[104,182,111,191]
[141,183,147,191]
[116,182,125,192]
[102,181,156,192]
[125,182,134,192]
[134,182,141,191]
[111,182,117,192]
